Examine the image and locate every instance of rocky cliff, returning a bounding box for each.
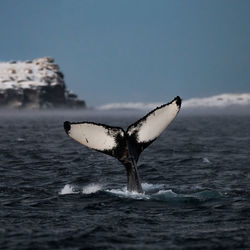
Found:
[0,57,86,109]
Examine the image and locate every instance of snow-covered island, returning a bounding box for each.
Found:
[0,57,86,109]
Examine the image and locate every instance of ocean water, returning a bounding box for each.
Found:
[0,110,250,249]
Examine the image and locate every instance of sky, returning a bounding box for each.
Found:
[0,0,249,106]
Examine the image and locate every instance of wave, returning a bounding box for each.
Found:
[59,183,223,203]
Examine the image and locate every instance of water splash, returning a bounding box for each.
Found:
[59,182,223,203]
[106,183,167,200]
[17,138,25,142]
[142,183,165,191]
[106,187,150,200]
[59,183,103,195]
[59,184,78,195]
[82,183,102,194]
[105,183,223,203]
[203,157,210,163]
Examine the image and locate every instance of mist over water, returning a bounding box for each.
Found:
[0,109,250,249]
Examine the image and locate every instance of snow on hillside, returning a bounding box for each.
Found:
[0,57,63,90]
[98,93,250,110]
[0,57,85,109]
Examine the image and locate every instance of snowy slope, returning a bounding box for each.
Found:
[0,57,85,109]
[0,57,63,90]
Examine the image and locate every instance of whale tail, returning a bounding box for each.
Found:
[64,96,181,193]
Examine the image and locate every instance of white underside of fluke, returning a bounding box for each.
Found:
[127,98,180,143]
[67,123,124,151]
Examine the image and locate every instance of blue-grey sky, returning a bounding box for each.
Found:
[0,0,249,106]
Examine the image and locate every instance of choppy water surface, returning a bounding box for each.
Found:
[0,110,250,249]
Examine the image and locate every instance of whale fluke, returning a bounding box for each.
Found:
[64,96,181,193]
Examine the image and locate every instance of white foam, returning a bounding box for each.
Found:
[17,137,25,142]
[141,183,165,191]
[105,185,178,200]
[82,183,102,194]
[105,183,167,199]
[156,189,177,196]
[59,184,78,195]
[203,157,210,163]
[59,182,221,202]
[106,186,150,200]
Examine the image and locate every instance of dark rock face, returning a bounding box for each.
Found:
[0,57,86,109]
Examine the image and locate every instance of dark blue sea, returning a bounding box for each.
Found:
[1,110,250,249]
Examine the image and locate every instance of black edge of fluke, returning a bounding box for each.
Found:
[175,96,182,108]
[64,121,71,135]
